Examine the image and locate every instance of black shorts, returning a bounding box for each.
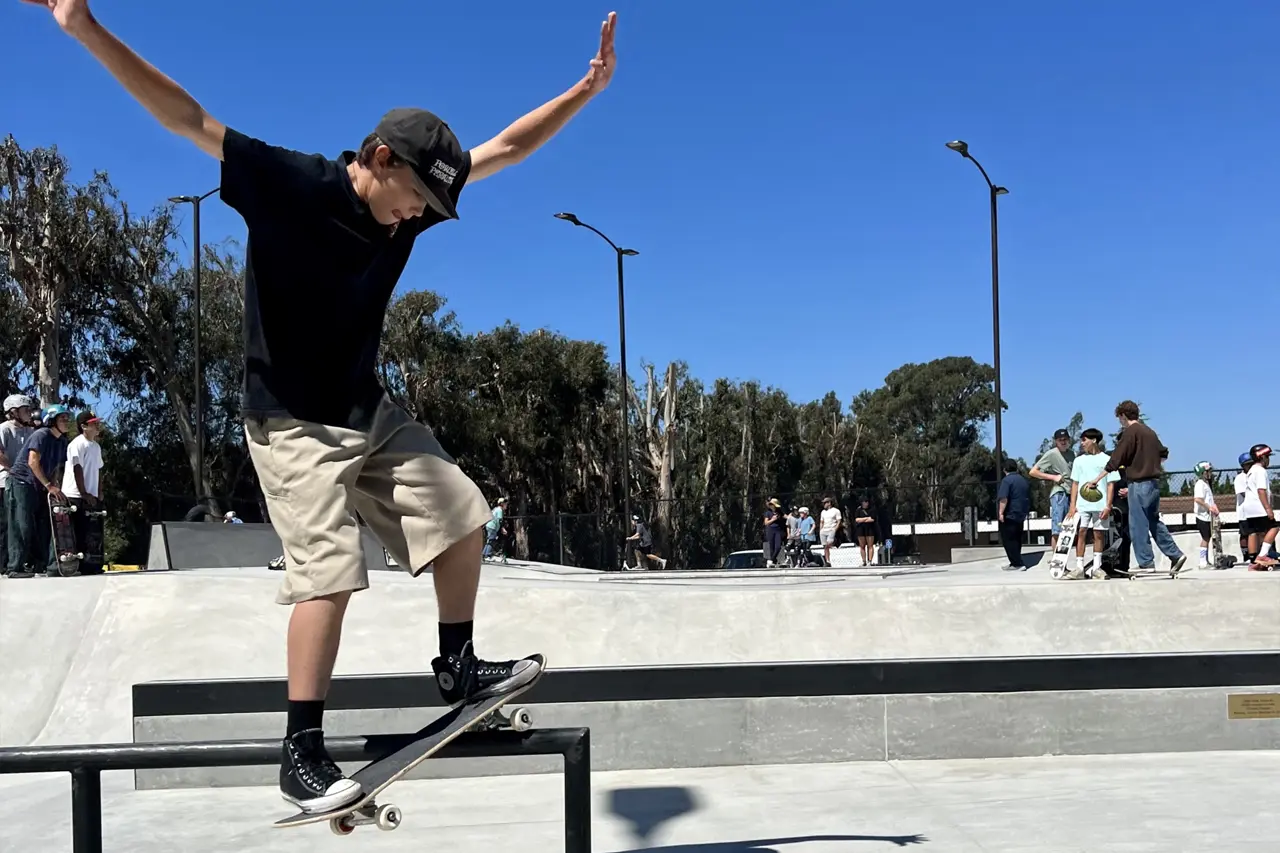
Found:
[1196,519,1212,540]
[1239,517,1252,538]
[1246,516,1279,534]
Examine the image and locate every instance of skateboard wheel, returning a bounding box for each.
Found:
[329,816,356,836]
[508,706,534,732]
[375,804,401,831]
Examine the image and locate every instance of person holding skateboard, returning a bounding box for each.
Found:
[5,404,71,578]
[62,411,106,574]
[1190,461,1219,570]
[1242,444,1278,569]
[24,0,618,814]
[1063,428,1118,579]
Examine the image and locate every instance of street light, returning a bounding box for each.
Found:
[945,141,1008,487]
[553,212,639,557]
[168,186,220,505]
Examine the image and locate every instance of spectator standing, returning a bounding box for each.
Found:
[0,394,38,573]
[853,498,878,566]
[1088,400,1187,574]
[1243,444,1277,569]
[996,460,1030,571]
[1235,453,1256,563]
[819,496,842,566]
[482,497,507,560]
[1029,429,1076,551]
[1064,428,1119,579]
[62,412,106,574]
[6,404,72,578]
[762,498,784,567]
[1190,461,1219,569]
[796,506,816,566]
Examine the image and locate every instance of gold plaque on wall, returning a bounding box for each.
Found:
[1228,694,1280,719]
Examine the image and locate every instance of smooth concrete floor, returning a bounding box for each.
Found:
[3,750,1277,852]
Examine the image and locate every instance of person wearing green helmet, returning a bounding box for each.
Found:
[1191,461,1219,569]
[5,404,72,577]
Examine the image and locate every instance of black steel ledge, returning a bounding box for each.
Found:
[132,651,1280,718]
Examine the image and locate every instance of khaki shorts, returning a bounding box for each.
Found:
[245,394,492,605]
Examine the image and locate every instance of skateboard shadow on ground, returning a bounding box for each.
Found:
[614,834,928,851]
[607,787,926,850]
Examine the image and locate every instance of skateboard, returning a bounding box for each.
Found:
[1048,514,1081,579]
[1210,515,1237,569]
[48,495,83,577]
[275,654,544,836]
[83,506,106,570]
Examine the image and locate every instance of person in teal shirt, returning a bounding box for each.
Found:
[1065,428,1120,578]
[482,497,507,561]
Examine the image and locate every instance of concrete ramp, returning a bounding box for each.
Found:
[5,564,1280,748]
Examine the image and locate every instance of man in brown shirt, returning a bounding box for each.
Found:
[1086,400,1188,574]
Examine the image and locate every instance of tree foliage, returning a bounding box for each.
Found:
[1,136,1023,568]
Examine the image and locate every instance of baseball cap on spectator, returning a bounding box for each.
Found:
[1251,444,1272,461]
[1053,429,1071,440]
[77,411,102,430]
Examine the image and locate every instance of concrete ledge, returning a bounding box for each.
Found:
[133,685,1280,789]
[144,522,398,572]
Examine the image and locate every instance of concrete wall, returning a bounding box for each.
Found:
[145,522,398,571]
[133,684,1280,789]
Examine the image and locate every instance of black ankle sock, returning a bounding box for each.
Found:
[287,700,325,737]
[439,620,474,658]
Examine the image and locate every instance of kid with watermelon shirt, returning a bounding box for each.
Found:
[1064,428,1120,578]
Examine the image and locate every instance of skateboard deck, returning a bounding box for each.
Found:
[275,654,545,835]
[1209,515,1237,569]
[82,507,106,569]
[1048,515,1081,579]
[48,495,83,577]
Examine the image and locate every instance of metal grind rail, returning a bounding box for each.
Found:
[0,727,592,853]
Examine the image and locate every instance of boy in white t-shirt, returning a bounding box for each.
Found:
[819,496,842,565]
[1235,453,1256,563]
[1190,461,1219,569]
[1244,444,1278,569]
[1065,428,1120,578]
[62,412,105,574]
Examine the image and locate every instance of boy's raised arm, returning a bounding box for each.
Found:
[23,0,227,160]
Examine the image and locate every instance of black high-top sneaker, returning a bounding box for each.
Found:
[279,728,362,812]
[431,641,542,706]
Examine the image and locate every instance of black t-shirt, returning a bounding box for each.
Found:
[635,522,652,549]
[219,127,470,428]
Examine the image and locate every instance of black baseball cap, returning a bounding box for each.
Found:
[374,108,465,221]
[1053,429,1071,440]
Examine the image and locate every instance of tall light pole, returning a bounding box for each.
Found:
[553,212,639,556]
[945,141,1008,487]
[168,186,220,504]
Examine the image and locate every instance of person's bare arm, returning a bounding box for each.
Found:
[24,0,227,160]
[74,463,87,500]
[27,449,64,500]
[467,12,616,183]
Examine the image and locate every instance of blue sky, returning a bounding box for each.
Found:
[5,0,1278,471]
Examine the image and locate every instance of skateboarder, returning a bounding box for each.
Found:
[1190,461,1219,569]
[1242,444,1278,569]
[1,394,39,573]
[62,411,106,574]
[1235,452,1257,563]
[5,405,71,578]
[1085,401,1187,574]
[25,0,618,814]
[1063,428,1119,579]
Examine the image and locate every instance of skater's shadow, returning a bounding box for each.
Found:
[616,834,928,851]
[607,787,926,850]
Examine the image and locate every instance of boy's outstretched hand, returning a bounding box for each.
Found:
[582,11,617,95]
[21,0,95,36]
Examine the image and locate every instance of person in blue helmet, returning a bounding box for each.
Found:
[6,404,72,577]
[1234,451,1258,563]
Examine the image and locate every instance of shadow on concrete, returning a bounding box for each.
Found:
[608,786,700,843]
[618,834,929,851]
[606,788,926,850]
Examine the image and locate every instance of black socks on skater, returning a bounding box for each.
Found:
[287,699,325,737]
[439,620,474,659]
